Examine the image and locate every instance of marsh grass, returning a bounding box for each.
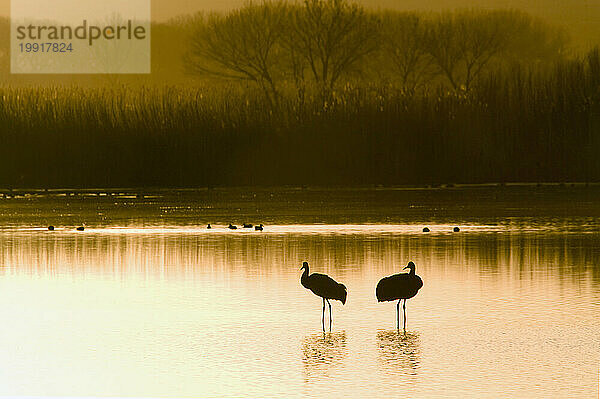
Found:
[0,51,598,188]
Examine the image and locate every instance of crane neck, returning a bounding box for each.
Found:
[408,267,415,276]
[301,266,309,287]
[301,266,309,278]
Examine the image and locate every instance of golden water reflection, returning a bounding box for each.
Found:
[0,228,597,287]
[377,330,420,376]
[302,331,348,380]
[0,224,598,397]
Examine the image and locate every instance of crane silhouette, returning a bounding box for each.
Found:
[376,261,423,331]
[300,262,347,331]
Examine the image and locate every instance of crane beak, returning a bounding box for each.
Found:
[403,265,409,270]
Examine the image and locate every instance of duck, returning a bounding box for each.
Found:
[255,224,264,231]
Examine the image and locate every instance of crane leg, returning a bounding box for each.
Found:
[322,298,325,332]
[327,299,332,331]
[397,300,400,330]
[403,299,407,332]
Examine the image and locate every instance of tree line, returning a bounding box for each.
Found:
[184,1,569,105]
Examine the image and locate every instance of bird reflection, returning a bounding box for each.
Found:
[302,331,347,379]
[377,330,420,375]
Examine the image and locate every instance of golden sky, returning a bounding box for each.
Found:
[1,0,598,24]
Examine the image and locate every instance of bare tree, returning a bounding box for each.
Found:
[185,2,289,107]
[381,11,436,91]
[425,10,510,91]
[422,13,461,90]
[287,0,381,101]
[456,11,510,90]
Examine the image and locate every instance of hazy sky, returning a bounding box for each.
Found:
[0,0,597,21]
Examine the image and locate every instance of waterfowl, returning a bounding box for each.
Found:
[300,262,347,331]
[376,261,423,330]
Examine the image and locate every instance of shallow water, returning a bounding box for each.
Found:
[0,188,598,398]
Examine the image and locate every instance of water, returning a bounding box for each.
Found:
[0,187,598,398]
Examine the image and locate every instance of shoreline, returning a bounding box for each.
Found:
[1,181,600,197]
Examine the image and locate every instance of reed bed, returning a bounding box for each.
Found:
[0,51,598,188]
